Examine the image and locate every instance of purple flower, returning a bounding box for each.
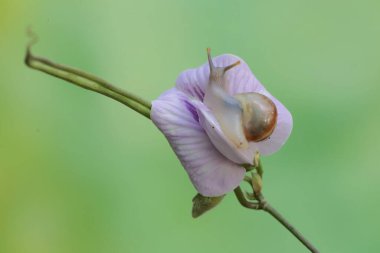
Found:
[151,50,293,197]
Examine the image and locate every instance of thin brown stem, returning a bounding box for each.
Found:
[234,187,319,253]
[28,54,152,109]
[25,41,151,119]
[262,202,319,253]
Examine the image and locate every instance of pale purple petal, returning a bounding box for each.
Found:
[176,54,264,100]
[152,53,293,196]
[151,88,245,197]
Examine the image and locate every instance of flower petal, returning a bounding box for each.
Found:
[176,54,264,100]
[151,88,245,197]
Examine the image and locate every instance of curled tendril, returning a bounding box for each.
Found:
[26,27,38,55]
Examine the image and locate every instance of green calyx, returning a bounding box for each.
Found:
[192,194,225,218]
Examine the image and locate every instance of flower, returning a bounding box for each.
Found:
[151,50,293,197]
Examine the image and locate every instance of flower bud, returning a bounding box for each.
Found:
[192,194,225,218]
[252,173,263,194]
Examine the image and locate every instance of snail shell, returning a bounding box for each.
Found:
[203,48,277,148]
[235,92,277,142]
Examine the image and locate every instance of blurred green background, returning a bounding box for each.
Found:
[1,0,379,252]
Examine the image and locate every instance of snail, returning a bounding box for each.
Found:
[204,48,277,149]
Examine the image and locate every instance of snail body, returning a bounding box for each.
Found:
[204,49,277,149]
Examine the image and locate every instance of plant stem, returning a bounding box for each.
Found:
[262,202,319,253]
[25,45,152,119]
[234,187,319,253]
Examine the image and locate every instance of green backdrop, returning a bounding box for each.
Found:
[1,0,379,252]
